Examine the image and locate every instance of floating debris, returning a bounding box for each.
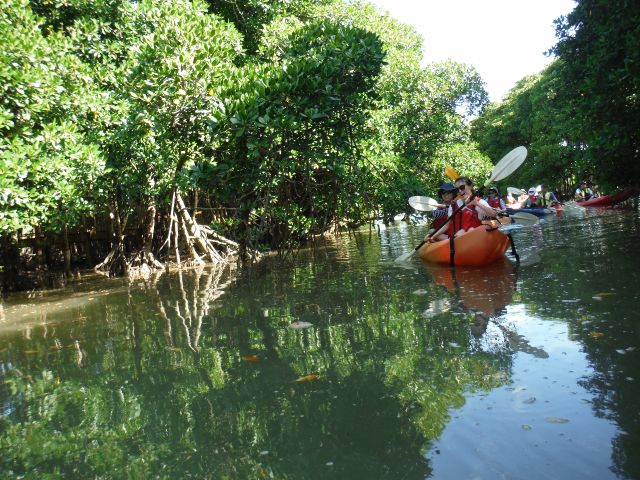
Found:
[523,397,537,404]
[413,289,428,296]
[545,417,569,424]
[521,424,532,430]
[241,355,260,362]
[588,331,605,338]
[288,321,313,330]
[295,374,319,382]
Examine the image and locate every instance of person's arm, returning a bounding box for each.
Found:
[473,198,497,219]
[431,208,447,219]
[499,198,506,210]
[428,203,457,241]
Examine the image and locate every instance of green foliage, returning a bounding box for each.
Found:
[473,0,640,192]
[0,0,106,233]
[1,0,496,266]
[552,0,640,187]
[107,0,243,204]
[205,18,386,247]
[207,0,334,54]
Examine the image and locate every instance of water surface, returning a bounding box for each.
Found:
[1,205,639,479]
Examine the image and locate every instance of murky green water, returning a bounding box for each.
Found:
[1,205,639,479]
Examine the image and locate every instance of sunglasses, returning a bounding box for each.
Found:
[457,185,467,191]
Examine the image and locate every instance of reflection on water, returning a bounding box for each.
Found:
[0,206,639,478]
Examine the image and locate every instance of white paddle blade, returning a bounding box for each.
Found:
[507,186,526,196]
[408,196,439,212]
[485,146,528,186]
[509,211,539,226]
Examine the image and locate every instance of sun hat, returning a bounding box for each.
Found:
[438,182,456,197]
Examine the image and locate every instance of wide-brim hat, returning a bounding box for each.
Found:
[438,182,456,197]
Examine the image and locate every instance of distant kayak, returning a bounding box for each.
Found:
[577,189,636,207]
[419,224,510,266]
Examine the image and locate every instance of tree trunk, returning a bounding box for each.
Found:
[63,223,72,279]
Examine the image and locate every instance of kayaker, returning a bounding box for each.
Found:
[588,181,601,198]
[450,176,497,237]
[425,182,457,242]
[536,183,559,207]
[523,187,538,208]
[485,187,506,210]
[575,181,594,201]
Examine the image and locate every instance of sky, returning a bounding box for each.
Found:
[367,0,576,102]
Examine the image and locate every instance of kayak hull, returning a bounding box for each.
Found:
[577,189,635,207]
[418,225,510,266]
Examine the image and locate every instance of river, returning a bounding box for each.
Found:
[1,204,639,479]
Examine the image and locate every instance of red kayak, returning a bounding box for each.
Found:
[577,189,636,207]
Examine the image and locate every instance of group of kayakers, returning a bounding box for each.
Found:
[425,176,604,243]
[505,184,560,209]
[575,180,600,201]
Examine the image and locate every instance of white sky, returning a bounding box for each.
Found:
[367,0,576,102]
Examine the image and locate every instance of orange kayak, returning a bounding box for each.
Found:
[418,224,510,266]
[425,258,515,316]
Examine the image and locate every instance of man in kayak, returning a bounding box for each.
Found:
[426,182,457,242]
[485,187,506,210]
[575,181,594,201]
[535,183,560,208]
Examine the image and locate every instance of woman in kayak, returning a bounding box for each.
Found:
[449,176,497,237]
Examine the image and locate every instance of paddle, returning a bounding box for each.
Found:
[444,166,459,181]
[410,196,539,227]
[497,210,538,227]
[395,146,528,263]
[408,196,440,212]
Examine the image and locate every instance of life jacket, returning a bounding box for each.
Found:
[448,198,482,235]
[487,196,502,209]
[537,192,552,207]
